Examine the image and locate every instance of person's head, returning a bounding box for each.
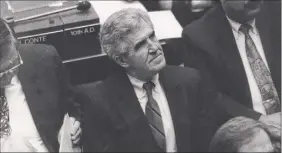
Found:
[220,0,263,24]
[209,116,280,152]
[100,8,166,81]
[0,18,21,87]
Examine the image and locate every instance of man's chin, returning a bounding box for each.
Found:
[150,59,166,72]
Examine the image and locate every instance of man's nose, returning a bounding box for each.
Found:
[147,39,159,53]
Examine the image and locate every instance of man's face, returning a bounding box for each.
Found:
[238,129,276,152]
[120,20,166,80]
[221,0,263,23]
[0,45,21,87]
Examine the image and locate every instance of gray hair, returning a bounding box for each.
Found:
[209,116,269,152]
[99,8,154,60]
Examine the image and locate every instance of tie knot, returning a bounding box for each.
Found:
[143,81,155,95]
[239,24,252,34]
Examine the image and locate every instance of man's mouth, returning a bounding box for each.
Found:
[150,54,162,63]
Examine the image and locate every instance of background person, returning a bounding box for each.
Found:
[0,18,82,152]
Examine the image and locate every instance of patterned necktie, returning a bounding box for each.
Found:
[143,81,166,151]
[0,89,11,138]
[239,24,280,115]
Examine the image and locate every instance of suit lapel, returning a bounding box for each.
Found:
[216,21,248,88]
[159,68,192,152]
[106,71,161,151]
[212,6,252,105]
[17,54,57,152]
[110,73,144,125]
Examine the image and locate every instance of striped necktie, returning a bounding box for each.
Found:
[143,81,166,151]
[239,24,280,114]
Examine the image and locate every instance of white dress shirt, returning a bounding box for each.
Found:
[127,74,177,152]
[226,16,269,115]
[0,76,48,152]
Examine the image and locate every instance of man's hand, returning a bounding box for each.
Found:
[259,112,281,139]
[69,117,82,145]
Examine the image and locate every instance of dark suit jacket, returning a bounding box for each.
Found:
[17,44,81,152]
[182,3,281,123]
[81,65,235,152]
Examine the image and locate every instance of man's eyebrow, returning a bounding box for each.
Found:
[134,35,147,48]
[135,37,145,45]
[135,30,154,45]
[134,39,145,50]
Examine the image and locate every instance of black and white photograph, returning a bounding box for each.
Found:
[0,0,281,152]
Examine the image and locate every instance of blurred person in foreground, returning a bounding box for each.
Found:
[0,18,82,152]
[210,116,280,152]
[182,0,281,142]
[81,8,247,152]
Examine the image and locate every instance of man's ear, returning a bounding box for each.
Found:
[113,55,129,68]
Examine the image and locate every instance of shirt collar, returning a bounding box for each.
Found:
[226,15,258,39]
[127,73,160,100]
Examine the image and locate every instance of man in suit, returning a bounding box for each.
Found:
[81,8,243,152]
[182,0,280,135]
[0,18,82,152]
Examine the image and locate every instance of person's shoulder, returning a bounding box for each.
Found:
[19,44,56,51]
[183,6,214,31]
[76,81,111,122]
[165,65,199,74]
[76,80,106,103]
[182,5,223,38]
[76,80,113,114]
[19,44,59,58]
[18,44,62,68]
[182,15,205,33]
[163,65,200,84]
